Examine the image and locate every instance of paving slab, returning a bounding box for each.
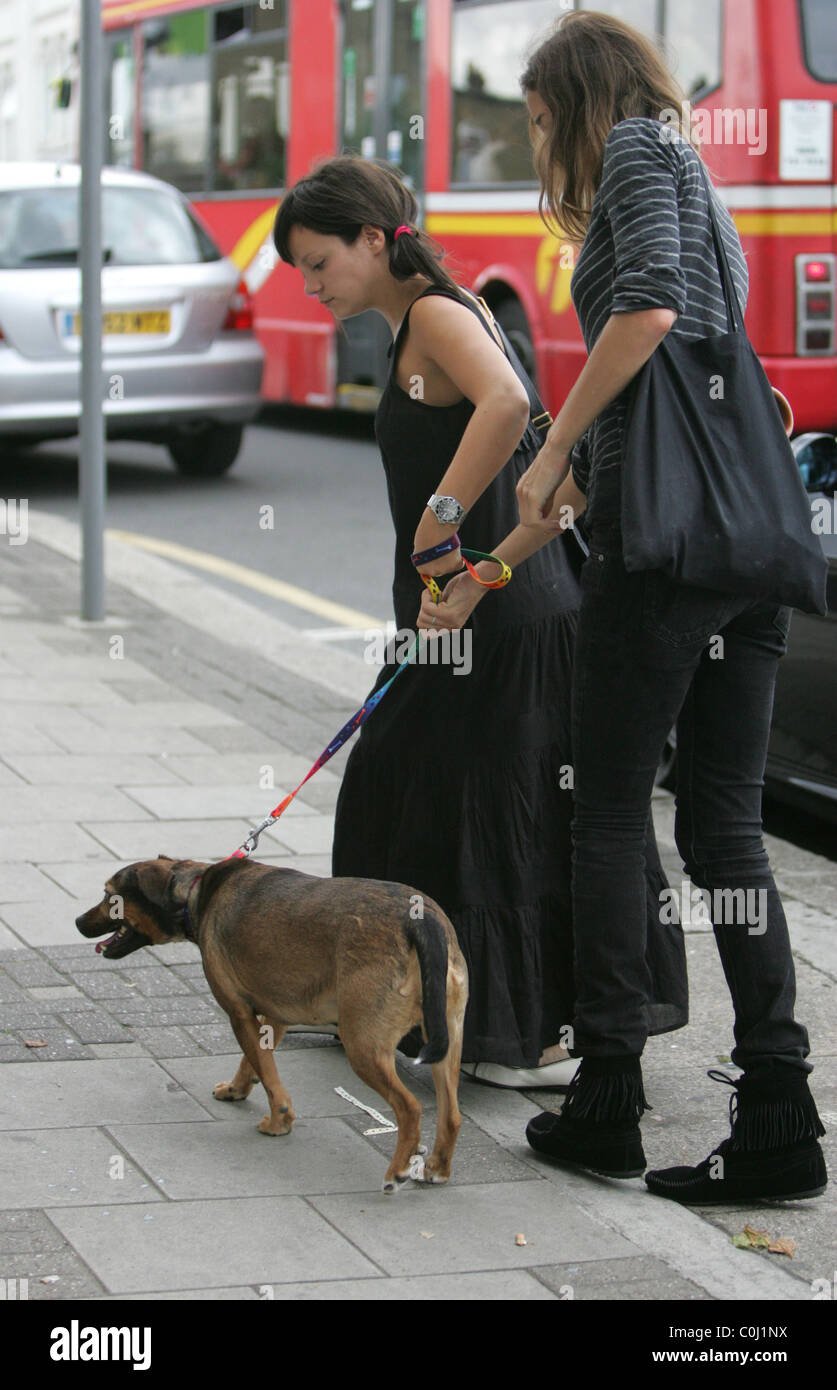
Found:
[47,1196,384,1293]
[0,788,153,826]
[261,817,335,856]
[2,754,185,785]
[0,1127,165,1208]
[0,825,108,864]
[307,1180,640,1277]
[532,1257,711,1300]
[158,753,342,787]
[239,1270,561,1300]
[106,1116,392,1198]
[120,784,317,819]
[157,1048,433,1125]
[79,818,284,861]
[0,1059,215,1130]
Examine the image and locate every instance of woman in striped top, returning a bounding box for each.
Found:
[511,10,827,1203]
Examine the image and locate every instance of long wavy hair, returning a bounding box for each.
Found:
[273,155,465,322]
[519,10,700,243]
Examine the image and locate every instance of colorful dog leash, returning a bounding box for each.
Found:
[226,535,511,859]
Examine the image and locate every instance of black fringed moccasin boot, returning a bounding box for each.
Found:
[525,1054,650,1178]
[645,1067,828,1205]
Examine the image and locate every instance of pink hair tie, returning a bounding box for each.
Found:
[394,224,415,240]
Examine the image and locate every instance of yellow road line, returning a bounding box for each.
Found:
[107,530,385,630]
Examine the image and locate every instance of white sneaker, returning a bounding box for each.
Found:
[460,1059,580,1089]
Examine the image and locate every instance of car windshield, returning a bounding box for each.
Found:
[0,184,222,268]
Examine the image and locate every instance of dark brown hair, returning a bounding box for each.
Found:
[520,10,699,242]
[273,154,465,314]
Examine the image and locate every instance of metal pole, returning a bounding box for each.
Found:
[79,0,106,620]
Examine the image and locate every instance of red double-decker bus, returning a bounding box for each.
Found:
[101,0,837,432]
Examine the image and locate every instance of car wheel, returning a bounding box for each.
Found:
[655,727,677,790]
[494,297,537,385]
[168,424,243,476]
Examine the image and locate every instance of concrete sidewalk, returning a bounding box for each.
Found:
[0,509,835,1303]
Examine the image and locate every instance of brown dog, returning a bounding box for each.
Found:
[75,855,468,1191]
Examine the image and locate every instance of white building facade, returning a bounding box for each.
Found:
[0,0,80,163]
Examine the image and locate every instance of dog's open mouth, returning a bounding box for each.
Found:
[95,924,150,959]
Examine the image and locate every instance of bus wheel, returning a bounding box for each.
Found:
[494,297,536,384]
[168,424,243,476]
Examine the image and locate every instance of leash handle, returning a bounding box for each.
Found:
[418,549,512,605]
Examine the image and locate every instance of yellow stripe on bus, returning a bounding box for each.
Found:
[229,205,281,272]
[426,215,553,238]
[426,211,837,238]
[733,212,837,235]
[104,0,184,20]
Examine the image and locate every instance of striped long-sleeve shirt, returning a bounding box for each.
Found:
[570,117,749,524]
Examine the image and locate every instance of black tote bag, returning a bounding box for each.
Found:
[620,163,828,616]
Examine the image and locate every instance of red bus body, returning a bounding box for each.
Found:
[102,0,837,432]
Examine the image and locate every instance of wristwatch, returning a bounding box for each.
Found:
[427,493,466,526]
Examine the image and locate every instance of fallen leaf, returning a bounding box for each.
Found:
[23,1039,47,1048]
[515,1233,527,1246]
[768,1238,796,1258]
[732,1233,752,1249]
[716,1054,732,1064]
[743,1225,770,1248]
[420,1231,434,1239]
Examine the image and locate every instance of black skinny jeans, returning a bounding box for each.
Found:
[570,521,812,1080]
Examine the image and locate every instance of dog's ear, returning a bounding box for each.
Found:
[132,859,178,910]
[157,854,177,863]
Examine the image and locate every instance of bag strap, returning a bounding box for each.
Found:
[457,287,553,434]
[696,161,745,335]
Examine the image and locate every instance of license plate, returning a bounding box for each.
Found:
[64,310,171,336]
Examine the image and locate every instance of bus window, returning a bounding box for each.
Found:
[388,0,424,189]
[141,10,210,193]
[577,1,656,39]
[451,0,556,186]
[801,0,837,82]
[662,0,722,99]
[341,0,376,160]
[212,2,288,192]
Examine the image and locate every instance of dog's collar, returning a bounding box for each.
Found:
[178,873,203,943]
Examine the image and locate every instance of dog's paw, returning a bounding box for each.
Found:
[408,1151,426,1181]
[382,1173,411,1194]
[258,1113,294,1136]
[420,1160,450,1185]
[213,1081,250,1102]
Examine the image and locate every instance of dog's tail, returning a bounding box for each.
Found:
[405,911,450,1065]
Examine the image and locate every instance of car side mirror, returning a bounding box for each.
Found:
[791,433,837,496]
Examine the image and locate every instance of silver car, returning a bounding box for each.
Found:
[0,163,264,475]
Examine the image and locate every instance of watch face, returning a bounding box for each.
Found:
[434,497,462,524]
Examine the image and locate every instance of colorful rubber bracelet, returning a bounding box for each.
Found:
[419,548,512,604]
[410,533,461,567]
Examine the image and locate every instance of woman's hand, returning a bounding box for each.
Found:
[516,443,572,527]
[416,571,484,632]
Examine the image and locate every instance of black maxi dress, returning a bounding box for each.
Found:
[331,286,688,1066]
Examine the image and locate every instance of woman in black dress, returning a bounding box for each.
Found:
[273,154,688,1085]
